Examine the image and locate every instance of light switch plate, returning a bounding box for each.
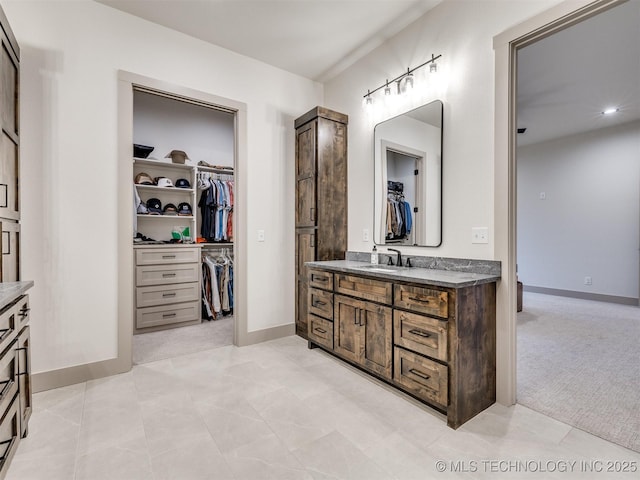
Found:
[257,229,265,242]
[471,227,489,244]
[363,229,370,242]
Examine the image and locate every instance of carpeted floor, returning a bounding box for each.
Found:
[133,316,234,364]
[517,292,640,453]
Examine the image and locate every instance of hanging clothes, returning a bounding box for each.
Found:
[198,175,234,242]
[385,181,412,241]
[201,249,234,320]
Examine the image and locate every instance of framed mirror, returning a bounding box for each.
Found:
[373,100,443,246]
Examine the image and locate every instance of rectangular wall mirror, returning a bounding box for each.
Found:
[374,100,443,247]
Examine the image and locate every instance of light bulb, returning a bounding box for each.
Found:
[405,72,414,91]
[384,80,391,96]
[430,54,438,73]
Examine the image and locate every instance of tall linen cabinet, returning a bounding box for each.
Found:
[294,107,348,338]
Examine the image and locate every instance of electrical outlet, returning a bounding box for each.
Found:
[539,192,546,200]
[363,229,370,242]
[584,276,592,286]
[257,229,265,242]
[471,227,489,244]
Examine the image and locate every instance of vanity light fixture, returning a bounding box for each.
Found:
[602,107,618,115]
[362,53,442,105]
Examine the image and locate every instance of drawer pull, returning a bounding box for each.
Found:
[162,273,177,278]
[0,378,14,405]
[314,327,327,334]
[312,275,327,283]
[162,313,177,318]
[162,293,177,298]
[19,307,30,318]
[162,255,177,259]
[409,368,431,381]
[408,329,431,338]
[407,295,432,304]
[312,300,327,307]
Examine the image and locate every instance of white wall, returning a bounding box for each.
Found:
[517,121,640,299]
[4,0,322,374]
[324,0,563,258]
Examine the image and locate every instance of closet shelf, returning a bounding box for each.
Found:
[133,158,195,171]
[137,214,195,220]
[135,185,195,193]
[197,165,234,175]
[201,242,234,247]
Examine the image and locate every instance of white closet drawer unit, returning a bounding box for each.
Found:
[136,301,200,329]
[136,264,199,287]
[136,282,199,308]
[135,248,200,266]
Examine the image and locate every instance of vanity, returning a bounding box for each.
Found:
[305,255,500,429]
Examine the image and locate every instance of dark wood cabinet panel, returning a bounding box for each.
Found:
[295,107,347,338]
[333,295,360,363]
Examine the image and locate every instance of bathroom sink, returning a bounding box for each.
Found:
[357,265,400,273]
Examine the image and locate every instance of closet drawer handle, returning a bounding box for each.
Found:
[407,295,432,304]
[162,255,176,259]
[312,300,327,307]
[162,293,176,298]
[162,313,177,318]
[409,368,431,381]
[314,327,327,334]
[312,276,327,283]
[408,329,431,338]
[162,273,177,278]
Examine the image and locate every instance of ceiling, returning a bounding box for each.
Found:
[96,0,442,82]
[517,0,640,146]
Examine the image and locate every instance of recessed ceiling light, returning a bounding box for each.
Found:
[602,108,619,115]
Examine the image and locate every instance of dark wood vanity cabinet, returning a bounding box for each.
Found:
[294,107,348,338]
[307,267,496,429]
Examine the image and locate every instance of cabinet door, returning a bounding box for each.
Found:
[333,295,362,364]
[295,229,316,337]
[17,325,31,438]
[295,121,316,228]
[0,220,19,281]
[360,301,393,380]
[0,30,19,221]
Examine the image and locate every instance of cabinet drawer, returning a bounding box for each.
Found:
[13,294,29,331]
[307,314,333,349]
[394,310,447,362]
[136,282,199,308]
[0,339,18,416]
[0,395,20,479]
[335,274,392,304]
[136,301,200,329]
[308,288,333,320]
[394,347,448,407]
[135,247,200,266]
[136,263,199,287]
[394,284,448,318]
[308,269,333,290]
[0,300,17,355]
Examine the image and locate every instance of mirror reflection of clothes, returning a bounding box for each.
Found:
[386,195,412,240]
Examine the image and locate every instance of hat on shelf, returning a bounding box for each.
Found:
[155,177,174,188]
[133,144,154,159]
[175,178,191,189]
[163,203,178,215]
[137,201,149,215]
[177,202,192,216]
[147,198,162,214]
[134,172,154,185]
[166,150,189,164]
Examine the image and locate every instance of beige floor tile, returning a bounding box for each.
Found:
[4,452,76,480]
[13,409,80,459]
[75,443,154,480]
[149,434,235,480]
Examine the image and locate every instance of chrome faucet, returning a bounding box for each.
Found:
[387,248,402,267]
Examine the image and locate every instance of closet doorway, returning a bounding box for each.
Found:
[117,72,249,368]
[514,0,640,452]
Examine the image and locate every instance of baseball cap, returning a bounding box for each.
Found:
[175,178,191,189]
[163,203,178,215]
[147,198,162,214]
[155,177,174,188]
[177,202,192,216]
[135,172,154,185]
[137,201,149,214]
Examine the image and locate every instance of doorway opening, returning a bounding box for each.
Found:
[512,0,639,452]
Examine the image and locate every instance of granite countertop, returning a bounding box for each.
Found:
[0,281,34,311]
[306,260,500,288]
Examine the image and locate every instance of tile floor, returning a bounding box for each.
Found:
[8,336,640,479]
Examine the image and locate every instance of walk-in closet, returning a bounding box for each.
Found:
[131,87,236,364]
